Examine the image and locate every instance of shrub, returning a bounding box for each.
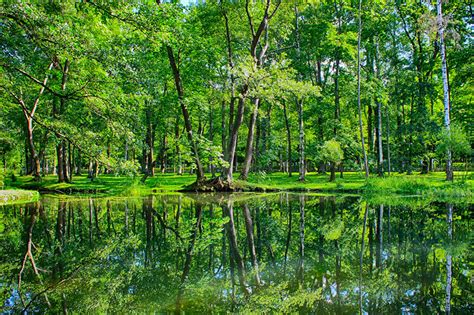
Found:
[436,124,471,161]
[320,139,344,181]
[114,160,140,178]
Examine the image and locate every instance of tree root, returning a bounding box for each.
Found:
[181,177,236,192]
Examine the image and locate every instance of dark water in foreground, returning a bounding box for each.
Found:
[0,193,472,313]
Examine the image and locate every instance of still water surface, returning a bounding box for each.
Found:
[1,193,472,313]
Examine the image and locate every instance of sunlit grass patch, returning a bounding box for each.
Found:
[4,171,472,199]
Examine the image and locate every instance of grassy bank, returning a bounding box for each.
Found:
[0,190,39,205]
[4,171,472,198]
[5,175,139,196]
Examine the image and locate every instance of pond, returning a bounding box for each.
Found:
[1,193,472,313]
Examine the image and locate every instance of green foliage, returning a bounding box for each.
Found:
[320,139,344,165]
[0,0,471,185]
[436,123,471,159]
[114,159,140,177]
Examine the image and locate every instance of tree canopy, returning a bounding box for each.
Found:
[0,0,471,185]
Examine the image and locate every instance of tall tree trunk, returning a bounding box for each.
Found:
[333,0,341,137]
[124,138,129,161]
[174,115,182,175]
[222,8,237,181]
[57,140,65,183]
[416,31,429,174]
[141,142,148,174]
[209,102,216,177]
[160,134,167,173]
[58,60,70,183]
[166,46,205,182]
[62,141,69,181]
[283,102,292,177]
[376,100,384,177]
[334,57,341,137]
[255,115,261,172]
[297,99,305,181]
[16,62,54,181]
[105,140,111,174]
[386,107,391,176]
[264,106,272,164]
[24,117,41,180]
[437,1,453,181]
[357,0,369,179]
[93,160,99,179]
[408,96,414,175]
[221,100,226,158]
[68,141,73,182]
[71,145,77,177]
[240,98,260,180]
[146,108,155,177]
[367,104,373,155]
[329,163,336,182]
[24,137,32,175]
[87,159,93,180]
[294,4,305,181]
[226,95,246,181]
[316,60,326,174]
[375,41,384,177]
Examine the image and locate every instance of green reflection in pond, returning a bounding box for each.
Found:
[0,194,472,313]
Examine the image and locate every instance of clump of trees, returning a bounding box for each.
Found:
[0,0,471,187]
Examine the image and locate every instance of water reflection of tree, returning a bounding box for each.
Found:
[445,203,453,315]
[0,195,472,313]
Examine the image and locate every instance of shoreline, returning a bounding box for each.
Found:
[2,171,471,201]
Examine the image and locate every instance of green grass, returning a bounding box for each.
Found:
[143,174,198,191]
[364,172,472,197]
[243,172,366,191]
[4,171,472,199]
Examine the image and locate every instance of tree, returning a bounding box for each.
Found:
[357,0,369,179]
[0,0,471,187]
[437,0,452,181]
[224,0,281,182]
[6,62,54,181]
[320,139,344,182]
